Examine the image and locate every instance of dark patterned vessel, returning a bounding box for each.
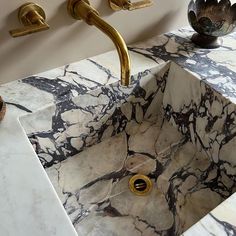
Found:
[188,0,236,48]
[0,96,6,121]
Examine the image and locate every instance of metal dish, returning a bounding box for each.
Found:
[188,0,236,48]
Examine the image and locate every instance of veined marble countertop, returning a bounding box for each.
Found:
[183,193,236,235]
[0,27,236,235]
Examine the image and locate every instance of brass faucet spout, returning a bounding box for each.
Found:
[68,0,131,86]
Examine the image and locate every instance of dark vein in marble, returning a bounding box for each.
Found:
[87,59,118,81]
[22,76,90,102]
[209,213,236,236]
[5,102,32,113]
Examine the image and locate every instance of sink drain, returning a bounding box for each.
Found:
[129,174,153,196]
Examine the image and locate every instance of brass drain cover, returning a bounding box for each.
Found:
[129,174,153,196]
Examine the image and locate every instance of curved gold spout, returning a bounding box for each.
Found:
[67,0,131,86]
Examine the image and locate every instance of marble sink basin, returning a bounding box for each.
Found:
[20,63,236,235]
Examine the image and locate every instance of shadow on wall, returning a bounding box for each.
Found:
[0,8,18,45]
[96,0,114,17]
[132,10,182,43]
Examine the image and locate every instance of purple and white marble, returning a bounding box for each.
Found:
[20,64,169,168]
[183,192,236,236]
[1,27,236,236]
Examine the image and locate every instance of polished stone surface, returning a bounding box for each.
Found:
[1,27,236,235]
[45,117,226,235]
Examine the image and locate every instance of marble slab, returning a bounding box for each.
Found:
[45,117,225,235]
[20,63,169,168]
[0,52,156,113]
[1,27,236,236]
[164,62,236,185]
[183,193,236,236]
[0,32,156,236]
[129,28,236,103]
[0,104,77,236]
[20,62,236,235]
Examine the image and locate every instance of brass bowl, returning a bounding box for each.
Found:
[188,0,236,48]
[0,96,6,121]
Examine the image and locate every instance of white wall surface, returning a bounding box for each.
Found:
[0,0,191,84]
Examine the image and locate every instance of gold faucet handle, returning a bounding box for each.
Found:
[9,2,49,38]
[109,0,153,11]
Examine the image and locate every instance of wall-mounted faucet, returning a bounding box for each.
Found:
[67,0,131,86]
[9,3,49,37]
[108,0,153,11]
